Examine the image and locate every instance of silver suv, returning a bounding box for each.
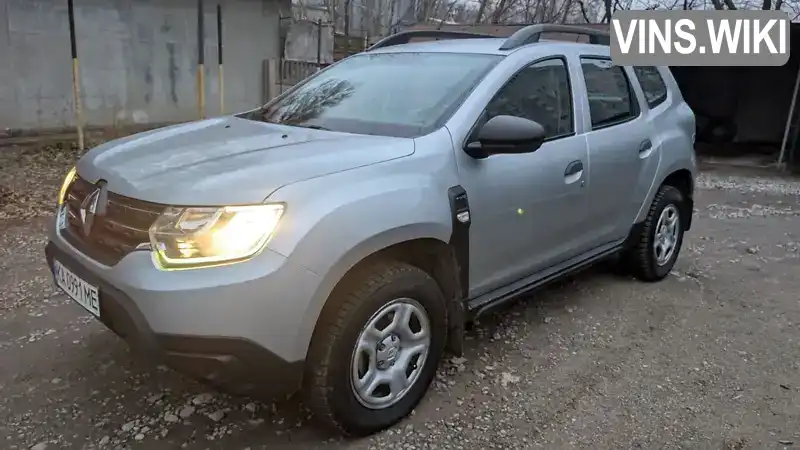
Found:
[46,25,696,436]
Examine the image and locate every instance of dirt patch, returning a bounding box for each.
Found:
[0,142,100,222]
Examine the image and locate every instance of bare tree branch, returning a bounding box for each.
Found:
[665,0,682,9]
[708,0,726,9]
[475,0,489,24]
[559,0,575,22]
[491,0,509,23]
[576,0,592,22]
[436,0,458,27]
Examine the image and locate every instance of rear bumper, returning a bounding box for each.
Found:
[45,241,305,399]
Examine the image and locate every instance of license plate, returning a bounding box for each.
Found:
[53,260,100,317]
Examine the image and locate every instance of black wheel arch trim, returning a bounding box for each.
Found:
[447,185,470,294]
[684,197,694,231]
[446,185,471,356]
[625,183,694,249]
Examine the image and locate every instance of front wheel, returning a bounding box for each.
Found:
[304,261,448,436]
[623,185,687,281]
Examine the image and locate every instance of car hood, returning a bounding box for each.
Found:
[76,117,414,206]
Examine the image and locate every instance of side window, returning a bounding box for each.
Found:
[633,66,668,108]
[580,57,638,129]
[485,58,574,140]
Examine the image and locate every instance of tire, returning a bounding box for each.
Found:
[304,261,448,436]
[623,185,686,282]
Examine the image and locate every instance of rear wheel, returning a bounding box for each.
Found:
[623,185,686,281]
[304,261,447,436]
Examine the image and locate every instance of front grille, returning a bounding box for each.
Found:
[62,177,165,266]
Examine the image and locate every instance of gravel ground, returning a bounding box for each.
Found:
[1,146,799,450]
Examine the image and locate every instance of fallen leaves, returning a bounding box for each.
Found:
[0,140,101,223]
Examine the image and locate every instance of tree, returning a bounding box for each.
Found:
[313,0,799,38]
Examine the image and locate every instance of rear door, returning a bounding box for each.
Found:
[578,56,652,247]
[628,66,672,217]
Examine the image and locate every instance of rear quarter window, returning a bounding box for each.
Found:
[580,57,639,130]
[633,66,668,109]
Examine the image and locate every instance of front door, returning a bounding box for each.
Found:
[454,57,590,298]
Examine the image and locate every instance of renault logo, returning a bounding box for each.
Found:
[79,181,107,236]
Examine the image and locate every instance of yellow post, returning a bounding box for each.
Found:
[197,64,206,119]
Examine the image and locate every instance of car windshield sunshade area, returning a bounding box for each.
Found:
[243,52,503,138]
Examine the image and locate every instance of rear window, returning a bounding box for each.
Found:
[580,57,639,129]
[633,66,668,108]
[244,52,503,138]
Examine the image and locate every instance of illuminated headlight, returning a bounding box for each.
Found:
[58,166,78,205]
[149,204,284,269]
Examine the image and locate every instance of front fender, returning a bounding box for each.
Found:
[265,161,457,360]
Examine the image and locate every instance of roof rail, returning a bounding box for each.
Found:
[498,24,610,50]
[368,30,496,51]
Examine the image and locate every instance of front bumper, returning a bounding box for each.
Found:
[45,237,318,399]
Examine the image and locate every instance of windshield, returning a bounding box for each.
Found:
[243,52,503,138]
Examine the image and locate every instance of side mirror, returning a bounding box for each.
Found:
[465,115,547,159]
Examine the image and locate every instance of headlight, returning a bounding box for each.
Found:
[58,166,78,205]
[149,204,284,269]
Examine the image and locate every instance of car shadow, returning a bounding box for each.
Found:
[65,263,629,448]
[464,263,628,340]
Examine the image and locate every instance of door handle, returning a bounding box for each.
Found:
[564,160,583,177]
[639,139,653,152]
[564,160,584,185]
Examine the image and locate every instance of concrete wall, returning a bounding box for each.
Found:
[0,0,290,132]
[284,19,333,63]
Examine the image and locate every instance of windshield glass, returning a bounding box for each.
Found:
[243,52,503,138]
